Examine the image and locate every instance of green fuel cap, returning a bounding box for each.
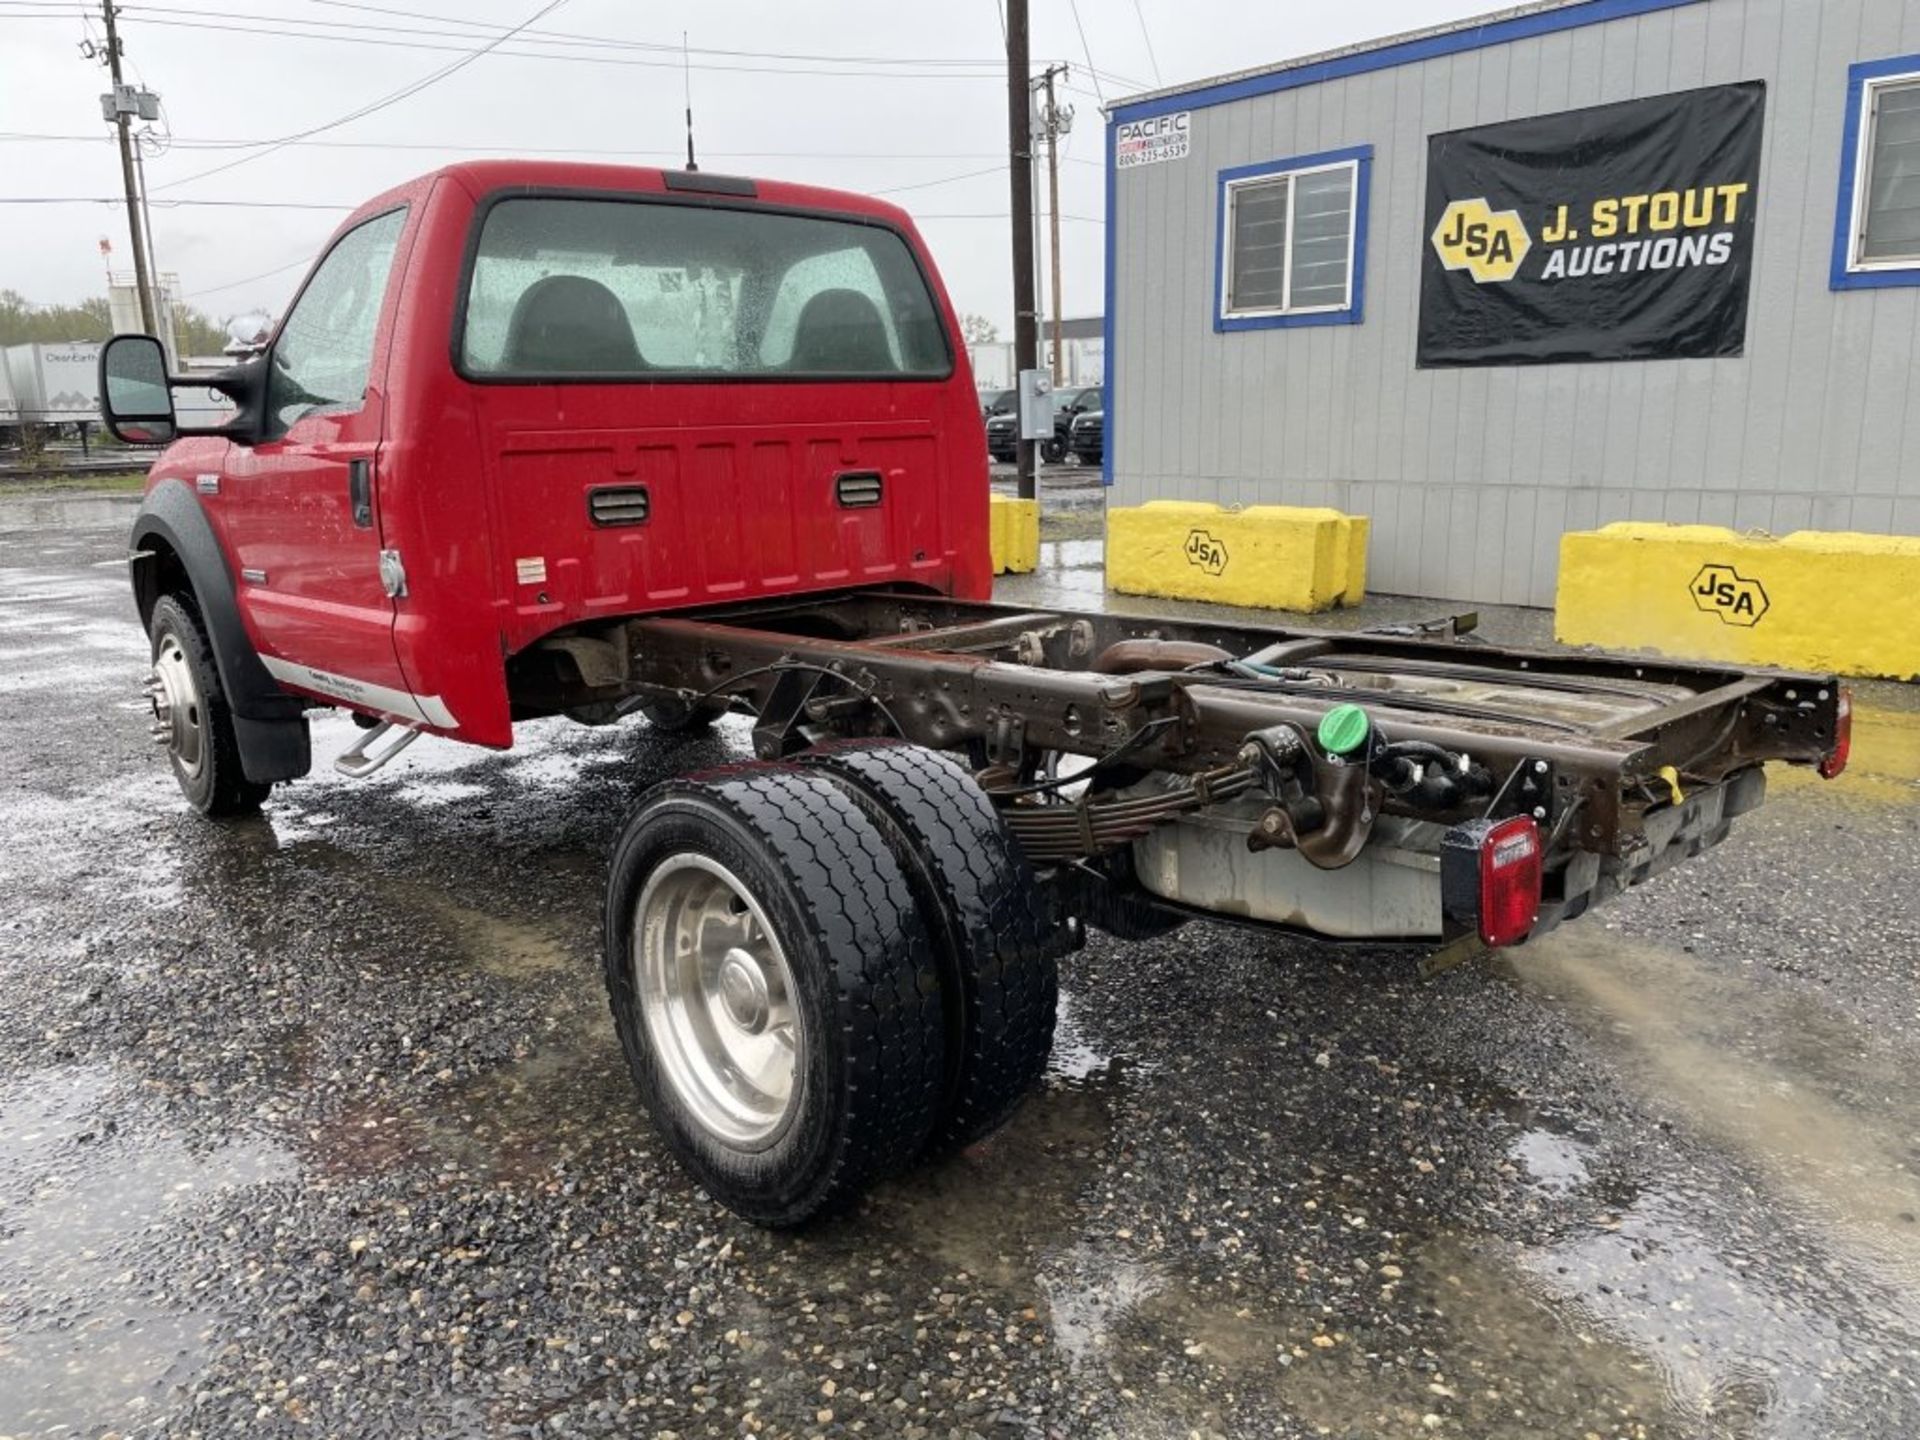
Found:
[1317,703,1370,757]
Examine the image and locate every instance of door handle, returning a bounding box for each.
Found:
[348,458,373,528]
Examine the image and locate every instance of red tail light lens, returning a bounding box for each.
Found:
[1478,815,1543,948]
[1819,688,1852,780]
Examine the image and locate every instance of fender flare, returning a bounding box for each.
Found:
[130,477,312,782]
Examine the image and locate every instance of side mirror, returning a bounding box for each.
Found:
[99,334,177,446]
[97,333,271,448]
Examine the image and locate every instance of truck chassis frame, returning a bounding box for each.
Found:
[508,590,1841,947]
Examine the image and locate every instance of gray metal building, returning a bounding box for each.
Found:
[1103,0,1920,606]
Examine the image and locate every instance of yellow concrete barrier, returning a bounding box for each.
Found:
[989,495,1039,575]
[1106,501,1369,612]
[1556,523,1920,680]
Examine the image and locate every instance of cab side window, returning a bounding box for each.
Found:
[268,208,406,431]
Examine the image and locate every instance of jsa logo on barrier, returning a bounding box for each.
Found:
[1431,198,1532,284]
[1184,529,1228,576]
[1691,564,1769,626]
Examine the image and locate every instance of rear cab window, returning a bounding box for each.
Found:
[458,194,951,380]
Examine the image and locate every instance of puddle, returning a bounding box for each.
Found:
[0,495,141,531]
[1039,1241,1168,1372]
[403,883,576,979]
[1517,1187,1851,1438]
[212,825,582,983]
[419,1012,633,1180]
[1509,929,1920,1306]
[0,1064,293,1435]
[311,1010,634,1184]
[0,772,191,934]
[1041,538,1105,570]
[1049,989,1126,1082]
[1509,1125,1594,1195]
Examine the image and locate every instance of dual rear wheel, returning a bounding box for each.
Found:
[602,742,1061,1226]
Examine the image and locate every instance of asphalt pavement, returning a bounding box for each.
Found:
[3,487,1918,1440]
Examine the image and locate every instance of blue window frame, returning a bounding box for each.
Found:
[1214,145,1372,331]
[1831,54,1920,290]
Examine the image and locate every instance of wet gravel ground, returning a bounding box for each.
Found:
[3,489,1919,1440]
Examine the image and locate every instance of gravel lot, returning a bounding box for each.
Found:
[3,487,1918,1440]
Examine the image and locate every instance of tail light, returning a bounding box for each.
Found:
[1819,688,1852,780]
[1441,815,1543,949]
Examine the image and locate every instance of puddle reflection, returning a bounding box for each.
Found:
[0,1064,294,1434]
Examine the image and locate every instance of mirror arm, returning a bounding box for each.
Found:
[170,354,270,444]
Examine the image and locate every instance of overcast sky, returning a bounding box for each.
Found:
[3,0,1491,335]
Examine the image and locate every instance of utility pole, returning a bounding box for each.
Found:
[1005,0,1037,500]
[131,136,172,360]
[97,1,156,336]
[1036,65,1073,385]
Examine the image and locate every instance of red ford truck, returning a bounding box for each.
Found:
[99,161,1848,1225]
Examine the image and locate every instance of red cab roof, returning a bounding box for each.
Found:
[343,159,921,232]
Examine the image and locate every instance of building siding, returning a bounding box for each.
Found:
[1109,0,1920,606]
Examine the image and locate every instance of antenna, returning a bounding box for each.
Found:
[682,31,698,171]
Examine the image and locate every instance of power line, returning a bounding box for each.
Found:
[0,195,355,208]
[0,130,1104,167]
[296,0,1155,86]
[1129,0,1163,86]
[300,0,1020,66]
[0,196,1103,220]
[870,164,1006,195]
[110,12,1005,75]
[104,14,1017,80]
[2,3,1152,90]
[150,0,572,191]
[1065,0,1104,104]
[180,252,321,299]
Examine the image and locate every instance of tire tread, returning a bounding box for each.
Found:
[603,767,945,1225]
[795,741,1060,1150]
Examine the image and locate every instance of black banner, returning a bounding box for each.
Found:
[1417,82,1764,368]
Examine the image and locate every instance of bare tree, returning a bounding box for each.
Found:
[959,313,1000,345]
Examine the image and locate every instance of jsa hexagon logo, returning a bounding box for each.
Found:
[1184,529,1228,576]
[1690,564,1769,626]
[1431,197,1532,284]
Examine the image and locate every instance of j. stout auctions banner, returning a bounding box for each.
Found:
[1417,82,1765,368]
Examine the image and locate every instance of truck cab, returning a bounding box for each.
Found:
[106,162,989,792]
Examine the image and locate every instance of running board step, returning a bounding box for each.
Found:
[333,719,421,778]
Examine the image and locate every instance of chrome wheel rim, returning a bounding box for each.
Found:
[148,633,206,780]
[634,854,801,1149]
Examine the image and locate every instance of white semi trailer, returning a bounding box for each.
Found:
[5,342,102,423]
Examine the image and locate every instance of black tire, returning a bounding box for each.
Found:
[603,766,947,1226]
[1040,436,1067,465]
[793,740,1061,1151]
[147,594,272,817]
[636,695,722,736]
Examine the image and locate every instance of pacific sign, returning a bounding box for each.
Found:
[1116,112,1190,170]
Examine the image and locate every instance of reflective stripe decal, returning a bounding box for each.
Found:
[259,655,457,729]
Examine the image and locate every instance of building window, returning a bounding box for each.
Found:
[1832,56,1920,289]
[1216,145,1371,330]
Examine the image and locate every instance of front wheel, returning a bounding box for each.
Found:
[146,594,271,817]
[603,767,948,1226]
[1040,436,1067,465]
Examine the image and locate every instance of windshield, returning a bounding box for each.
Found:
[1052,387,1096,413]
[983,389,1015,414]
[460,195,951,381]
